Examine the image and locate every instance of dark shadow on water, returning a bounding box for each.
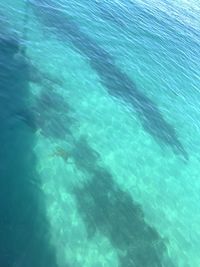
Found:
[72,137,175,267]
[0,21,59,266]
[72,136,100,171]
[34,89,76,140]
[30,0,188,161]
[16,88,76,140]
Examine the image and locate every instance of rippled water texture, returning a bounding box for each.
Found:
[0,0,200,266]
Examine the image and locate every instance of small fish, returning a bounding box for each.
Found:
[50,147,72,163]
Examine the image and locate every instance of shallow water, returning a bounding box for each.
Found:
[0,0,200,266]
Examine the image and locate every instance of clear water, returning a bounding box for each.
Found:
[0,0,200,266]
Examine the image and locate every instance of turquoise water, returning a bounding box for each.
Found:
[0,0,200,266]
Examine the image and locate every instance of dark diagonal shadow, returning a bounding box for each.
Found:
[0,19,59,267]
[15,88,76,140]
[30,0,188,161]
[71,137,175,267]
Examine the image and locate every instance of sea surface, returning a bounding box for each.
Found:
[0,0,200,266]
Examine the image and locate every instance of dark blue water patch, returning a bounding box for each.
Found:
[38,112,73,139]
[35,89,76,139]
[37,90,71,113]
[15,87,76,140]
[71,136,100,171]
[71,137,175,267]
[0,19,59,267]
[6,44,75,140]
[35,90,74,139]
[30,0,188,161]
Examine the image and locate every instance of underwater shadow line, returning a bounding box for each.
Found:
[71,136,175,267]
[30,0,188,161]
